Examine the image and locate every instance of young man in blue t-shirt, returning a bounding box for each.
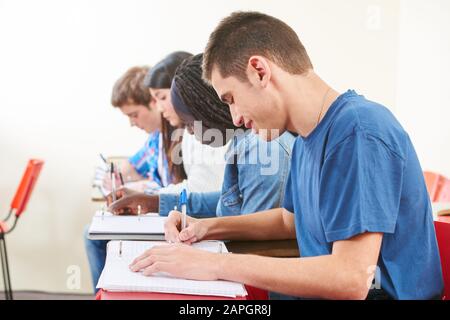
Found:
[127,12,444,299]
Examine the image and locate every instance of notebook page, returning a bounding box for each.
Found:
[93,211,159,218]
[89,212,166,235]
[97,241,246,297]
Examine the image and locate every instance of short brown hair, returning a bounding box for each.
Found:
[111,66,152,108]
[203,11,313,83]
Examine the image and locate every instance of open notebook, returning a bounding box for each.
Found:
[87,211,166,240]
[97,240,247,298]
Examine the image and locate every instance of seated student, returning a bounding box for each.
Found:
[108,53,295,218]
[85,65,184,292]
[85,53,228,292]
[128,12,444,300]
[104,66,183,193]
[143,51,228,195]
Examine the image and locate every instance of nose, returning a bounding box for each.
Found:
[156,101,165,113]
[229,105,244,127]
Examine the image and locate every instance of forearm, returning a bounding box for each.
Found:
[217,253,369,300]
[159,192,221,217]
[203,208,296,241]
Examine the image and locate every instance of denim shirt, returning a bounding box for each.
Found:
[159,130,295,217]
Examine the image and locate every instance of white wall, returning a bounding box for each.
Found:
[396,0,450,177]
[0,0,403,293]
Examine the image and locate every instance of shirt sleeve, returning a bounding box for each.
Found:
[128,133,160,180]
[128,146,151,178]
[282,173,294,213]
[236,134,291,214]
[159,191,221,218]
[319,130,405,243]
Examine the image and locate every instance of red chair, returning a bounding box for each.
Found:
[424,171,450,203]
[434,220,450,300]
[436,178,450,203]
[1,159,44,300]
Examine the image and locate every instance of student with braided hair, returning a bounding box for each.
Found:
[85,53,228,292]
[108,53,295,220]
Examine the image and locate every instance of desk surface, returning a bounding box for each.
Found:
[91,187,107,202]
[433,202,450,220]
[226,239,299,257]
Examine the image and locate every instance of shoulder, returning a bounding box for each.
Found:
[328,94,409,160]
[146,131,160,147]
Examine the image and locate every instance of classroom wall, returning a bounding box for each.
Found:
[395,0,450,178]
[0,0,437,293]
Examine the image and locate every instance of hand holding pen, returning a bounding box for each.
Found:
[110,162,117,202]
[180,189,187,230]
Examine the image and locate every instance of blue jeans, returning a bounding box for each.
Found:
[83,225,108,293]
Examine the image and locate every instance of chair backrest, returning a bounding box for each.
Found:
[424,171,450,202]
[435,220,450,300]
[424,171,443,202]
[436,178,450,203]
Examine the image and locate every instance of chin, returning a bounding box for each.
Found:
[169,119,180,127]
[255,127,284,141]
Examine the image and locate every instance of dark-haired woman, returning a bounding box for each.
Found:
[145,51,227,195]
[109,53,295,219]
[85,53,228,293]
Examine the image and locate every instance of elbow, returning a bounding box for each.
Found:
[336,273,370,300]
[325,265,371,300]
[341,285,369,300]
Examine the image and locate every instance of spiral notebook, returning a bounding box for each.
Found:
[87,211,166,240]
[97,240,247,298]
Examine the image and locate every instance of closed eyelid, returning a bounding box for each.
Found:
[221,93,233,104]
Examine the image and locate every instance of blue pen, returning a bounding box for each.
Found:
[180,189,187,230]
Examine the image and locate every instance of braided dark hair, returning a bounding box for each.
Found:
[173,53,244,134]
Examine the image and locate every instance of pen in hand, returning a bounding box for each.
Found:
[111,162,116,202]
[99,153,108,164]
[119,171,125,186]
[180,189,187,231]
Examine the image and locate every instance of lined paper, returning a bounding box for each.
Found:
[97,241,247,298]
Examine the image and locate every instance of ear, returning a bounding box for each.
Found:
[149,97,157,110]
[247,56,271,88]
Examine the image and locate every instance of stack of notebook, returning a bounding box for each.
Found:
[97,240,247,298]
[87,211,166,240]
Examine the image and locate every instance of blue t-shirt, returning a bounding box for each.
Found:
[283,90,443,299]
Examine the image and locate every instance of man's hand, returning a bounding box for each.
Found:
[129,243,222,280]
[164,210,209,244]
[107,191,159,215]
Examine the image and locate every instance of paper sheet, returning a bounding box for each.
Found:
[97,240,247,298]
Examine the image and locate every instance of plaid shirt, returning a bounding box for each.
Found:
[128,131,170,188]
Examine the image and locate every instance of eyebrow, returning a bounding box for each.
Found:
[153,91,164,99]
